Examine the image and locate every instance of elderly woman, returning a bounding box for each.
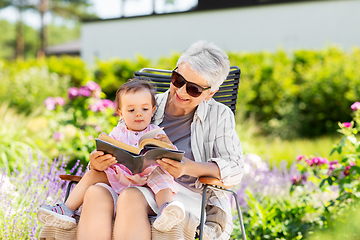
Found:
[77,40,244,240]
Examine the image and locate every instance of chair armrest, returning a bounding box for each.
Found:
[59,175,82,182]
[198,177,234,189]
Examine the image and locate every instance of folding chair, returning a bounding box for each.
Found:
[57,66,246,240]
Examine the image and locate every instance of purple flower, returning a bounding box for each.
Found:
[350,102,360,111]
[343,122,352,128]
[329,160,339,171]
[79,86,91,97]
[68,87,79,100]
[85,81,101,92]
[52,132,64,142]
[44,97,56,110]
[55,97,65,106]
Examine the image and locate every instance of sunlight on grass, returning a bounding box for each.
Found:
[253,136,341,166]
[235,113,341,166]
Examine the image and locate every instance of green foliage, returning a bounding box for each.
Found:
[0,61,71,114]
[309,201,360,240]
[229,46,360,138]
[0,19,38,59]
[47,21,80,46]
[93,55,151,99]
[232,192,318,240]
[293,47,360,137]
[0,104,47,173]
[42,81,119,169]
[0,19,83,60]
[46,55,92,86]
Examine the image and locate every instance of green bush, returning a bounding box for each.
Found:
[309,201,360,240]
[93,55,151,99]
[42,81,119,169]
[0,61,71,114]
[46,56,92,87]
[229,46,360,138]
[1,46,360,138]
[0,104,47,173]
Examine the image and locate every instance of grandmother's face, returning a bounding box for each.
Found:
[169,63,216,115]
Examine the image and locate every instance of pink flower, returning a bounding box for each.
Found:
[79,86,91,97]
[329,160,339,171]
[85,81,101,92]
[349,161,356,166]
[344,165,352,176]
[296,155,305,161]
[53,132,64,142]
[305,159,313,166]
[101,99,115,109]
[291,175,306,186]
[55,97,65,106]
[92,89,102,99]
[343,122,352,128]
[306,157,329,166]
[350,102,360,111]
[44,97,56,110]
[89,101,105,112]
[68,87,79,100]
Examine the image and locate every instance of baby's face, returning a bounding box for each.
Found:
[118,89,155,132]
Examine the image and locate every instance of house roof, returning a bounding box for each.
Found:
[81,0,317,23]
[45,39,81,55]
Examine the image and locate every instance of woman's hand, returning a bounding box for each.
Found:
[157,157,221,180]
[156,157,191,178]
[154,134,173,145]
[89,150,117,171]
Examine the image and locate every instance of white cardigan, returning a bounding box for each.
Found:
[153,91,244,239]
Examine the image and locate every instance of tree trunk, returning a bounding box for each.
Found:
[152,0,155,15]
[15,9,24,60]
[37,0,48,58]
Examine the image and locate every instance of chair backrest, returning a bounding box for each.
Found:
[134,66,241,114]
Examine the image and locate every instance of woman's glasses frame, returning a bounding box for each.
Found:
[171,67,211,98]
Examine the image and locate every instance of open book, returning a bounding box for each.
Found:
[95,128,184,174]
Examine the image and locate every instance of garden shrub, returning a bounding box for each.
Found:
[0,63,71,114]
[46,56,92,87]
[3,46,360,138]
[231,101,360,239]
[0,104,47,173]
[229,46,360,138]
[293,47,360,137]
[42,81,119,169]
[93,55,151,100]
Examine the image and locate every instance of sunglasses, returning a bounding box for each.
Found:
[171,67,211,98]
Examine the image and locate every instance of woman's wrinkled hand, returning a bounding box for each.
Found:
[89,150,117,171]
[156,157,191,178]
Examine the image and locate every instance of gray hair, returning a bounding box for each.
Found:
[177,40,230,91]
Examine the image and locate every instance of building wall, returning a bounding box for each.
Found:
[81,0,360,64]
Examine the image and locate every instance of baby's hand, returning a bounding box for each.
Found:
[154,134,172,145]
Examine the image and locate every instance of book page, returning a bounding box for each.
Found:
[98,132,140,154]
[138,127,164,143]
[139,138,175,150]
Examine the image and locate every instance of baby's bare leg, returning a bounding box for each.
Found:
[155,188,173,208]
[65,170,109,211]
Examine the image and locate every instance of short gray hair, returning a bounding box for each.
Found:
[177,40,230,91]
